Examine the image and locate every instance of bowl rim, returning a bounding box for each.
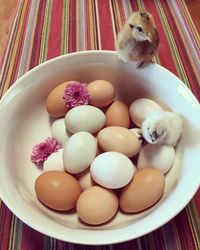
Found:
[0,50,200,245]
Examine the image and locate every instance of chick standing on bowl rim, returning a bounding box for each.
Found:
[115,11,159,68]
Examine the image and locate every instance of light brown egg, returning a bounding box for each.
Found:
[120,168,165,213]
[76,186,118,225]
[87,80,115,108]
[97,126,141,157]
[76,168,95,190]
[46,81,76,118]
[35,171,82,211]
[129,98,163,127]
[105,100,131,128]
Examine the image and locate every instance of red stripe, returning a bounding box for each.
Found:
[29,0,47,69]
[97,0,115,50]
[21,224,44,250]
[0,204,12,250]
[68,0,76,53]
[47,0,63,59]
[129,0,138,11]
[84,0,90,50]
[160,0,200,101]
[175,210,196,250]
[142,1,179,76]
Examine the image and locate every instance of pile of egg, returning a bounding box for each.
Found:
[34,80,176,226]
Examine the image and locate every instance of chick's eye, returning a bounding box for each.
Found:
[129,24,134,29]
[136,26,143,32]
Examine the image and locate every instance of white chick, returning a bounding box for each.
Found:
[142,110,183,146]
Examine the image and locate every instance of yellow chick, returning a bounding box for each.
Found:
[115,11,159,68]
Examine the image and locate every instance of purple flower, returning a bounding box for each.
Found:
[31,137,62,166]
[63,82,90,108]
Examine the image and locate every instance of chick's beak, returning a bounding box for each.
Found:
[146,34,152,43]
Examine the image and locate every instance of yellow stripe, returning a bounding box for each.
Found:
[2,0,29,95]
[66,0,70,53]
[187,202,200,249]
[89,0,95,50]
[136,0,145,11]
[154,0,190,88]
[92,0,98,49]
[113,0,123,32]
[39,0,53,63]
[8,215,16,250]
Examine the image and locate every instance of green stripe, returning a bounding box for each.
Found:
[61,0,67,55]
[187,202,200,249]
[39,0,53,63]
[154,0,190,88]
[13,217,23,250]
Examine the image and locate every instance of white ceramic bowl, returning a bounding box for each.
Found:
[0,51,199,245]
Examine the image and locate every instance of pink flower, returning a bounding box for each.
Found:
[63,82,90,108]
[31,137,62,166]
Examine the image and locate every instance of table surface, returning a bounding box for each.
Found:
[0,0,199,249]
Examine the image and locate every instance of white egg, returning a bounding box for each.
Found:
[51,118,71,146]
[129,98,163,127]
[63,132,97,174]
[43,149,64,171]
[137,144,175,174]
[90,152,136,189]
[65,105,105,134]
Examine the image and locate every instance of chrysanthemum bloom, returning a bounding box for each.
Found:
[63,82,90,108]
[31,137,62,166]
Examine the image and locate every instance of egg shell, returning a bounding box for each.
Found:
[35,171,82,211]
[97,126,141,157]
[43,149,64,172]
[129,98,163,127]
[76,186,118,225]
[105,100,131,128]
[65,105,106,134]
[120,168,165,213]
[46,81,76,118]
[51,119,71,146]
[90,152,136,189]
[76,168,95,190]
[137,144,175,174]
[63,132,97,174]
[87,80,115,108]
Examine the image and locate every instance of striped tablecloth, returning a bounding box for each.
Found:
[0,0,199,249]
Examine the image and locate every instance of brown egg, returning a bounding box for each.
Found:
[97,126,141,157]
[35,171,82,211]
[46,81,76,118]
[105,100,131,128]
[87,80,115,108]
[76,186,118,225]
[120,168,165,213]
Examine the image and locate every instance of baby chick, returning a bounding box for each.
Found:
[141,110,183,147]
[115,11,159,68]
